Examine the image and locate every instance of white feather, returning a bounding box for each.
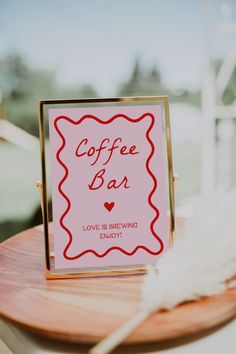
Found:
[142,190,236,313]
[90,190,236,354]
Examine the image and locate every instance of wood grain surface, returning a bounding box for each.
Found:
[0,223,236,345]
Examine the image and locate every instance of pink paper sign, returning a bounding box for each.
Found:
[48,105,169,270]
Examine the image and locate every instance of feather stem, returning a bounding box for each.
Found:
[89,308,150,354]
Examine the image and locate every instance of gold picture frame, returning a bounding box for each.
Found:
[38,96,175,279]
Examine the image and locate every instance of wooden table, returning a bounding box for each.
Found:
[0,223,236,353]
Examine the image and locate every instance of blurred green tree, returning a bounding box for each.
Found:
[117,57,200,106]
[118,58,166,96]
[0,53,98,137]
[0,54,57,136]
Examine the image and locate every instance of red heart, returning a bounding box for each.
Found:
[104,202,115,212]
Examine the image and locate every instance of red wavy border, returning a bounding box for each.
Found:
[54,113,164,259]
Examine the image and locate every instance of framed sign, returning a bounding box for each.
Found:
[38,96,175,279]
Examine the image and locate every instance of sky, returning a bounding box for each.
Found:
[0,0,236,95]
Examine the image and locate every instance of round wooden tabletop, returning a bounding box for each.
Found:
[0,223,236,345]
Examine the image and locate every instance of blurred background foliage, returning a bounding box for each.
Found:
[1,50,236,241]
[0,48,236,241]
[1,53,235,143]
[0,54,202,138]
[0,49,236,240]
[0,53,98,137]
